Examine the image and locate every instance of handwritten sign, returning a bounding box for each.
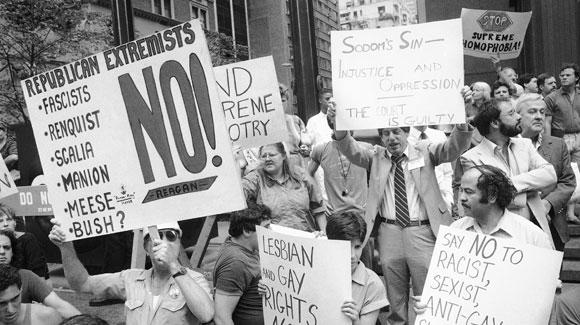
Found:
[257,225,351,325]
[214,56,287,148]
[461,9,532,60]
[21,20,246,240]
[331,19,465,130]
[0,186,53,216]
[415,226,562,325]
[0,159,17,199]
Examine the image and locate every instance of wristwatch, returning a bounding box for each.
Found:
[172,265,187,279]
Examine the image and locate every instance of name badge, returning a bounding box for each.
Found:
[408,157,425,170]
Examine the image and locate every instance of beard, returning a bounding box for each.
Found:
[499,122,521,137]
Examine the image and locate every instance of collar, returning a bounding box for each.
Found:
[264,170,290,186]
[533,133,543,148]
[467,210,517,238]
[384,145,410,160]
[351,261,369,285]
[480,136,513,152]
[136,268,152,281]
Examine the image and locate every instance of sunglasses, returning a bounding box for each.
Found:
[144,229,180,242]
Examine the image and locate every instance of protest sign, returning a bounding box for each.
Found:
[214,56,288,148]
[257,225,351,325]
[0,186,53,216]
[331,19,465,130]
[0,158,17,199]
[461,9,532,60]
[21,20,246,240]
[415,226,562,325]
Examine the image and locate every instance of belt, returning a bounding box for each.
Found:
[384,218,430,227]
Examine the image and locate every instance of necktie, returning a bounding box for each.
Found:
[392,154,410,228]
[420,132,428,140]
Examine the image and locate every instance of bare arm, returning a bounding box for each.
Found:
[308,159,320,177]
[357,310,381,325]
[544,116,552,136]
[48,222,92,293]
[171,265,215,323]
[43,292,81,319]
[213,290,241,325]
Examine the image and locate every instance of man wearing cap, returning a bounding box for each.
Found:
[49,221,214,325]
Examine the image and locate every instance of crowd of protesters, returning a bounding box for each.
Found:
[2,62,580,325]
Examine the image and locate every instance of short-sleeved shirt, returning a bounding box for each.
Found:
[451,210,552,249]
[351,262,389,316]
[87,268,212,325]
[310,141,368,212]
[17,232,49,279]
[19,269,52,303]
[213,237,262,325]
[544,88,580,136]
[242,168,324,231]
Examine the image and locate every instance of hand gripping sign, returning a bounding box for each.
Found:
[22,20,246,240]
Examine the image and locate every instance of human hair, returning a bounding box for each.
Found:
[0,229,20,267]
[491,80,513,96]
[326,210,367,242]
[517,73,535,87]
[469,165,516,209]
[258,142,301,183]
[0,265,21,292]
[472,100,501,136]
[515,93,544,113]
[471,81,491,101]
[377,127,410,136]
[0,203,16,219]
[228,202,271,237]
[60,314,109,325]
[536,73,553,89]
[560,63,580,81]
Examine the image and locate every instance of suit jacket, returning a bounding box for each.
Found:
[338,126,473,245]
[458,136,557,248]
[537,134,576,244]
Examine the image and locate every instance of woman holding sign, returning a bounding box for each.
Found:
[242,142,326,233]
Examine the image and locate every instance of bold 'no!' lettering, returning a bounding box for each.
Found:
[119,53,215,184]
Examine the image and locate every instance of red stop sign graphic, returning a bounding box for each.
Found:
[477,11,513,32]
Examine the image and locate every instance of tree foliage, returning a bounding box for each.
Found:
[0,0,113,126]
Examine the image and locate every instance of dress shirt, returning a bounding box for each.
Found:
[306,111,333,146]
[451,210,552,249]
[380,146,428,221]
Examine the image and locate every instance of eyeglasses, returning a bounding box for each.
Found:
[260,153,280,159]
[145,229,179,242]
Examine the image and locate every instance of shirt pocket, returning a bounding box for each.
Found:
[125,299,144,310]
[160,297,186,312]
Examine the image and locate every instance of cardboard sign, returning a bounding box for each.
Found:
[0,159,17,199]
[0,186,53,216]
[214,56,288,148]
[257,225,351,325]
[415,226,562,325]
[331,19,465,130]
[21,20,246,240]
[461,9,532,60]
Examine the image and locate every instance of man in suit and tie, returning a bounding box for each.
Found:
[327,105,473,325]
[517,93,576,251]
[457,99,557,248]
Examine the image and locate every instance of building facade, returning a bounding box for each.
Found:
[339,0,418,30]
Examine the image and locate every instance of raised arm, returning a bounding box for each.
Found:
[48,221,92,293]
[429,124,473,166]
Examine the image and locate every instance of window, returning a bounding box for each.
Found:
[191,5,208,29]
[216,0,232,36]
[152,0,172,18]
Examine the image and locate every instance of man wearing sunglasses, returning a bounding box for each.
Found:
[49,221,214,325]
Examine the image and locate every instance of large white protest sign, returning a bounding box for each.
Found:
[415,226,562,325]
[214,56,287,149]
[461,9,532,60]
[257,225,351,325]
[331,19,465,130]
[0,159,17,199]
[22,20,246,241]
